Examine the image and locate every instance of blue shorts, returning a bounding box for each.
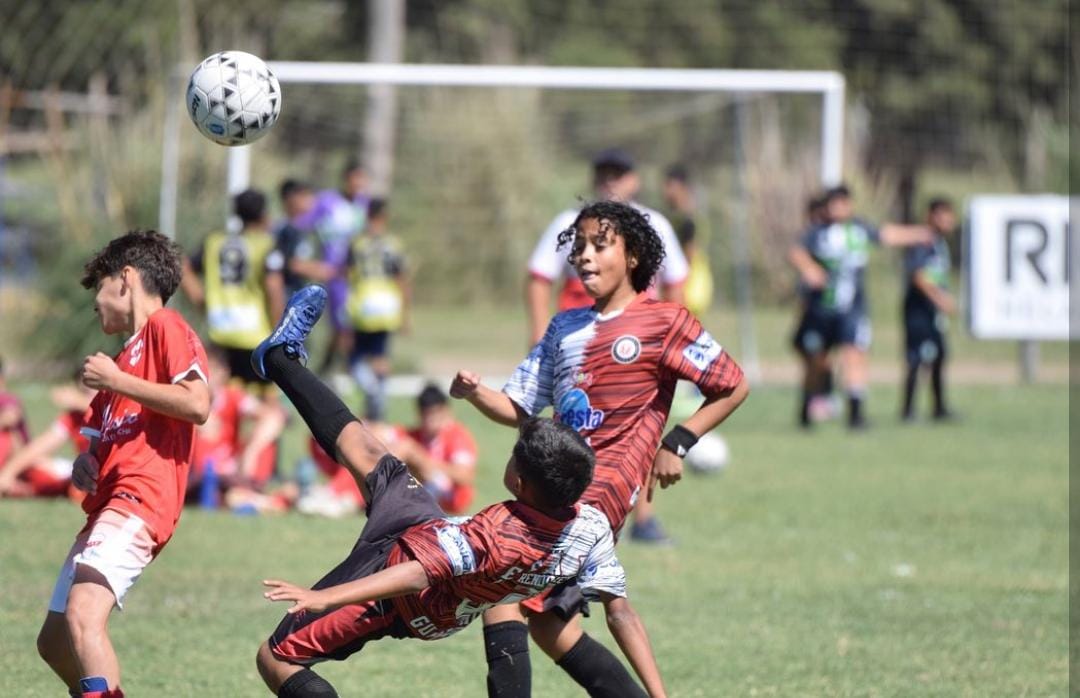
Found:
[351,330,390,360]
[793,308,871,354]
[904,308,946,365]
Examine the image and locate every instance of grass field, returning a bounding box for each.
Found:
[0,382,1067,696]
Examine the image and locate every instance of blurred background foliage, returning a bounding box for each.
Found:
[0,0,1070,367]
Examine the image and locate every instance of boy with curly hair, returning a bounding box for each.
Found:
[453,200,750,697]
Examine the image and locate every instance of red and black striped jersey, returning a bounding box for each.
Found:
[387,501,623,640]
[503,294,743,532]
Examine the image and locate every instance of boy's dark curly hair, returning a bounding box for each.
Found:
[80,229,183,303]
[556,200,666,293]
[513,418,594,510]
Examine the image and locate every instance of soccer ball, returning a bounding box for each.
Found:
[186,51,281,146]
[685,432,730,474]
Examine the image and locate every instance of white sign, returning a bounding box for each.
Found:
[967,195,1072,340]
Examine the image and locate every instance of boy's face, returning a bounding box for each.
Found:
[570,217,637,300]
[93,270,133,335]
[662,178,686,208]
[344,169,368,197]
[597,171,640,203]
[286,189,315,218]
[929,206,956,235]
[418,404,449,437]
[826,195,853,222]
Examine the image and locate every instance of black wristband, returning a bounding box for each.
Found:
[661,425,698,458]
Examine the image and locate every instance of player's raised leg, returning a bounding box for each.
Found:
[252,285,390,498]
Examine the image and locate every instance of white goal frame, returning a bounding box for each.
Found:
[159,62,845,380]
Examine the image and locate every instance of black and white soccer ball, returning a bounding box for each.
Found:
[685,432,730,474]
[186,51,281,146]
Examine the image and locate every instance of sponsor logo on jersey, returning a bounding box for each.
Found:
[682,331,722,371]
[557,388,605,431]
[435,524,477,576]
[610,335,641,364]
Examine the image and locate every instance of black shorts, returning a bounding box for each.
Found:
[269,456,445,665]
[793,308,871,354]
[350,330,391,361]
[904,310,946,366]
[538,580,590,621]
[218,345,272,388]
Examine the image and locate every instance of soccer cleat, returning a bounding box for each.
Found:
[629,517,673,545]
[251,285,328,380]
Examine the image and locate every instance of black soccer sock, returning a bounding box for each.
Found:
[847,391,865,427]
[556,633,646,698]
[265,346,358,458]
[901,362,919,419]
[799,390,812,427]
[484,621,532,698]
[931,356,947,416]
[278,669,339,697]
[821,369,835,397]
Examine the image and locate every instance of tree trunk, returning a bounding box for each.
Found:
[362,0,405,196]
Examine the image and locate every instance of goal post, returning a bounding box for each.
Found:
[160,62,846,380]
[218,62,845,195]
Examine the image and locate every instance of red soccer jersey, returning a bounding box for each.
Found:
[80,308,208,550]
[408,420,477,514]
[386,501,625,640]
[503,295,744,533]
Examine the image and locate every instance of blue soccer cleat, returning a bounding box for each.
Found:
[251,285,328,380]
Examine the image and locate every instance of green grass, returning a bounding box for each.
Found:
[0,384,1067,696]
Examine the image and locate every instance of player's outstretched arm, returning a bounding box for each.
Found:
[82,353,210,425]
[879,223,933,247]
[600,594,667,698]
[450,370,522,427]
[264,560,430,615]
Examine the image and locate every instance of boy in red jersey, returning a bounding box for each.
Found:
[249,286,665,698]
[451,200,750,697]
[407,382,477,515]
[0,373,94,498]
[35,230,210,698]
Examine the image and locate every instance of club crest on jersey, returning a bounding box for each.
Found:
[610,335,641,364]
[557,388,604,431]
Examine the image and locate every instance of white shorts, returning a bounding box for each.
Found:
[48,508,155,612]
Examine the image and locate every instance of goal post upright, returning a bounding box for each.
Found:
[165,61,845,380]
